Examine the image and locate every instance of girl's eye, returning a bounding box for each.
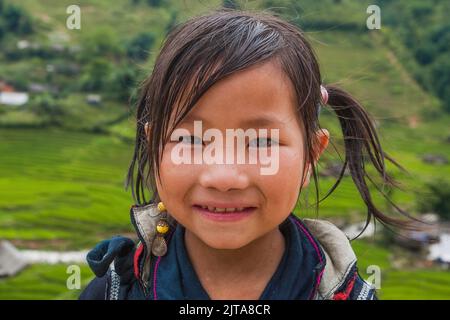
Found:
[248,137,279,148]
[178,135,203,145]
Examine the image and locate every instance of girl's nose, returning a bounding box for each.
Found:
[198,164,250,192]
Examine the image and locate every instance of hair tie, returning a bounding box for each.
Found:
[320,85,328,105]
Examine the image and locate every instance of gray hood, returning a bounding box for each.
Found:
[303,219,358,299]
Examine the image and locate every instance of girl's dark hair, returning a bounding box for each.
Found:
[125,8,416,233]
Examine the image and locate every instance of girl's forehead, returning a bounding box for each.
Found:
[173,61,298,127]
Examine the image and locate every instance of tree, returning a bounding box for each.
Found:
[430,56,450,112]
[0,21,4,40]
[414,45,435,66]
[111,64,139,102]
[165,10,178,35]
[2,4,33,34]
[223,0,239,9]
[126,32,155,61]
[417,179,450,220]
[79,28,122,61]
[147,0,162,7]
[29,93,66,125]
[81,58,112,91]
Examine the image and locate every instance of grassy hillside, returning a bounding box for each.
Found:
[0,0,449,299]
[0,264,92,300]
[0,128,134,249]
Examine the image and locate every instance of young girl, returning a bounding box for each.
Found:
[79,9,412,300]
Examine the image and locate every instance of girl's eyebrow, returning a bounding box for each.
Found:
[242,116,286,128]
[179,114,286,128]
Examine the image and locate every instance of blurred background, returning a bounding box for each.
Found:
[0,0,449,299]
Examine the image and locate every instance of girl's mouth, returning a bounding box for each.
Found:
[193,204,255,213]
[192,205,256,221]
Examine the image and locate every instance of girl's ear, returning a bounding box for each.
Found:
[303,128,330,186]
[314,128,330,163]
[144,122,151,142]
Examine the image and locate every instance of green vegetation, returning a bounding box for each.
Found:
[377,0,450,113]
[418,179,450,220]
[0,128,134,248]
[0,264,92,300]
[0,0,33,37]
[353,240,450,300]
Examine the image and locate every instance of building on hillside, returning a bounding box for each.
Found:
[86,94,102,106]
[0,80,15,92]
[0,92,29,106]
[0,80,29,106]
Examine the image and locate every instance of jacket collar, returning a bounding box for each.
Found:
[130,204,358,300]
[130,202,174,293]
[302,219,357,299]
[146,214,326,300]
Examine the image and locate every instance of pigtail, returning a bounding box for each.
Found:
[321,84,420,233]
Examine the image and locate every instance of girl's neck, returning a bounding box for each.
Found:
[184,226,286,299]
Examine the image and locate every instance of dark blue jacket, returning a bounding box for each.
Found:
[79,204,376,300]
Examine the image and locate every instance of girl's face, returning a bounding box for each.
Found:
[153,61,329,250]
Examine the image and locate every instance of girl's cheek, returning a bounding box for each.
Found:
[260,148,304,208]
[157,146,197,203]
[160,146,200,183]
[258,147,303,181]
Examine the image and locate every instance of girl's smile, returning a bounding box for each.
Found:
[192,204,256,222]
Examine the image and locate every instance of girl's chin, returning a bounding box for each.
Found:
[202,239,250,250]
[183,217,258,249]
[193,230,253,250]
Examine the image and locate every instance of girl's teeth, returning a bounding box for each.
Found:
[200,206,248,213]
[198,205,250,213]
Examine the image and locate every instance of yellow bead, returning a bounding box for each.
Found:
[157,201,166,212]
[156,220,169,234]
